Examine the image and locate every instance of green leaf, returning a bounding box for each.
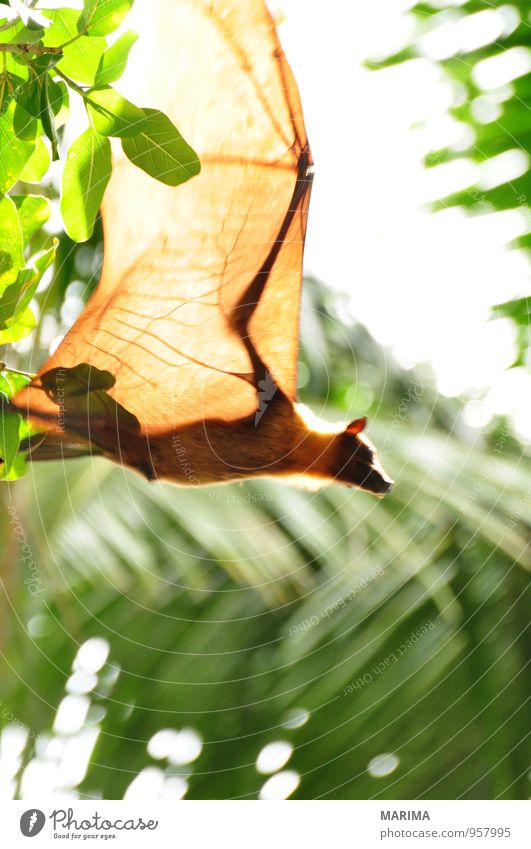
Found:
[12,100,39,141]
[31,52,63,73]
[95,29,137,85]
[79,0,134,37]
[0,100,36,192]
[85,86,145,137]
[121,108,200,187]
[43,9,106,84]
[0,370,30,400]
[2,54,29,80]
[20,76,69,132]
[0,373,33,478]
[19,136,50,182]
[40,363,140,434]
[0,449,28,480]
[49,79,69,127]
[0,280,32,326]
[0,306,36,343]
[492,295,531,367]
[6,71,27,101]
[33,241,57,277]
[39,74,59,159]
[58,36,107,85]
[46,76,66,115]
[14,75,40,117]
[0,409,21,474]
[13,195,52,245]
[493,295,531,327]
[0,240,55,339]
[0,19,44,46]
[41,8,79,46]
[0,241,56,328]
[41,363,115,397]
[61,128,112,242]
[0,195,24,289]
[18,413,40,443]
[12,74,42,133]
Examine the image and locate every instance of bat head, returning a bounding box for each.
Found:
[290,407,393,495]
[332,417,393,494]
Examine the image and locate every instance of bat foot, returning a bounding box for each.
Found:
[137,460,157,482]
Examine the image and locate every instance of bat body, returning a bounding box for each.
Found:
[12,0,392,495]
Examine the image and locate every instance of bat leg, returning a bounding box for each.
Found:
[136,459,157,482]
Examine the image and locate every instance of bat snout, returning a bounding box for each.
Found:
[357,465,394,495]
[336,431,394,495]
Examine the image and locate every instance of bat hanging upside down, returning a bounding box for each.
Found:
[12,0,393,496]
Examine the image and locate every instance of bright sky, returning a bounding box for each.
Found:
[29,0,531,441]
[274,0,531,441]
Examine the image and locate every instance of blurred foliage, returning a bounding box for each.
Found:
[368,0,531,365]
[1,279,530,800]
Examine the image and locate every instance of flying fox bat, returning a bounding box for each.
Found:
[12,0,392,495]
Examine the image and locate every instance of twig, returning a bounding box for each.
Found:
[54,67,87,97]
[0,43,62,56]
[0,363,36,379]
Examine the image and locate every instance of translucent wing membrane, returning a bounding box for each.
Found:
[14,0,312,448]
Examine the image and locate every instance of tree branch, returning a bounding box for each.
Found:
[0,43,62,57]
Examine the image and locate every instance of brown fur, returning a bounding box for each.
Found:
[20,390,392,494]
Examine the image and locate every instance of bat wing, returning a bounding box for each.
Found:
[14,0,312,445]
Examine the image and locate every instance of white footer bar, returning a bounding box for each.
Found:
[6,800,530,848]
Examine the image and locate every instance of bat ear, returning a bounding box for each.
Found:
[346,416,367,435]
